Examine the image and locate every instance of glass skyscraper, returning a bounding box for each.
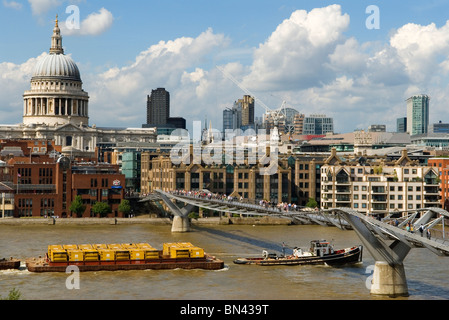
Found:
[406,94,429,136]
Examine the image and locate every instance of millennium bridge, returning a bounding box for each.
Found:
[142,190,449,297]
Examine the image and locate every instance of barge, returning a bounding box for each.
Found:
[234,240,362,266]
[26,242,224,272]
[0,257,21,270]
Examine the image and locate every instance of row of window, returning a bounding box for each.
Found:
[353,203,423,210]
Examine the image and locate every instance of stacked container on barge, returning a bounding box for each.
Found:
[26,242,224,272]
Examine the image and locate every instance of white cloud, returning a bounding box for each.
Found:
[86,28,230,126]
[61,7,113,36]
[3,4,449,133]
[28,0,61,16]
[0,53,46,124]
[243,4,350,91]
[3,0,22,10]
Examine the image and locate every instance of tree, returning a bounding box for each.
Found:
[91,201,111,218]
[69,196,86,218]
[118,199,131,216]
[306,198,318,208]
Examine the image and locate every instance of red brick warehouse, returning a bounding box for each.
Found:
[14,157,125,218]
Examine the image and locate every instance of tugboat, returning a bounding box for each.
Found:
[233,240,362,266]
[0,257,21,270]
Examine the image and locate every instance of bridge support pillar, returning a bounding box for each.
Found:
[171,215,191,233]
[370,261,408,297]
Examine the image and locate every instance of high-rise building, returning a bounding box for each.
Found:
[368,125,386,132]
[429,121,449,133]
[238,95,254,127]
[294,113,305,135]
[222,95,254,133]
[147,88,170,126]
[223,108,234,133]
[397,117,407,133]
[303,115,334,135]
[406,94,429,135]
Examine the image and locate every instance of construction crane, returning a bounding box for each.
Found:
[216,66,287,131]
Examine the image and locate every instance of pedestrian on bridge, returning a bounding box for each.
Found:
[419,225,424,237]
[427,228,431,240]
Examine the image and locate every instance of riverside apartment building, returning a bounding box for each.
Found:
[321,148,441,217]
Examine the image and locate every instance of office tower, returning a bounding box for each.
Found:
[147,88,170,126]
[397,117,407,133]
[303,115,334,135]
[238,95,255,127]
[368,125,386,132]
[223,108,234,133]
[429,121,449,133]
[406,94,429,135]
[294,113,305,135]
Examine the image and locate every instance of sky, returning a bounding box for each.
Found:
[1,0,449,134]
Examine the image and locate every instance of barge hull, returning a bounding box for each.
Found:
[26,256,224,272]
[0,259,21,270]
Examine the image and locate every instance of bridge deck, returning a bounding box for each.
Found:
[151,190,449,256]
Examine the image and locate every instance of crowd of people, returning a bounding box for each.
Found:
[169,189,307,212]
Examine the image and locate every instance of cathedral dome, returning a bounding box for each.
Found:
[32,53,81,81]
[31,15,81,82]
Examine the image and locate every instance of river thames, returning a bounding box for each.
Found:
[1,223,448,301]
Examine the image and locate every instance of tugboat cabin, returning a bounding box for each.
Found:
[310,240,334,257]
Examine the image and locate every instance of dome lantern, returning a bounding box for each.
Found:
[50,15,64,55]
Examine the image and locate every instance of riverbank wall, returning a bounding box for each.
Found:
[0,216,292,226]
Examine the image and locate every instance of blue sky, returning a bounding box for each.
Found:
[1,1,449,133]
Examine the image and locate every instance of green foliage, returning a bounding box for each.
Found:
[91,201,112,218]
[118,199,131,216]
[1,288,21,300]
[306,198,318,208]
[69,195,86,218]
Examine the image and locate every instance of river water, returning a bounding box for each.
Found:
[1,223,448,301]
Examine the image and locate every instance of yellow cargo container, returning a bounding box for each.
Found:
[189,247,205,258]
[178,242,194,248]
[79,244,93,250]
[48,245,63,256]
[99,249,115,261]
[82,250,99,261]
[63,244,78,250]
[136,243,153,249]
[163,243,179,256]
[170,247,190,259]
[93,244,108,250]
[107,244,123,249]
[114,249,130,261]
[122,243,137,249]
[67,250,84,262]
[129,249,144,260]
[144,249,159,259]
[50,250,68,262]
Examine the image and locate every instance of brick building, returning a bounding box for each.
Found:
[427,157,449,210]
[12,157,125,218]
